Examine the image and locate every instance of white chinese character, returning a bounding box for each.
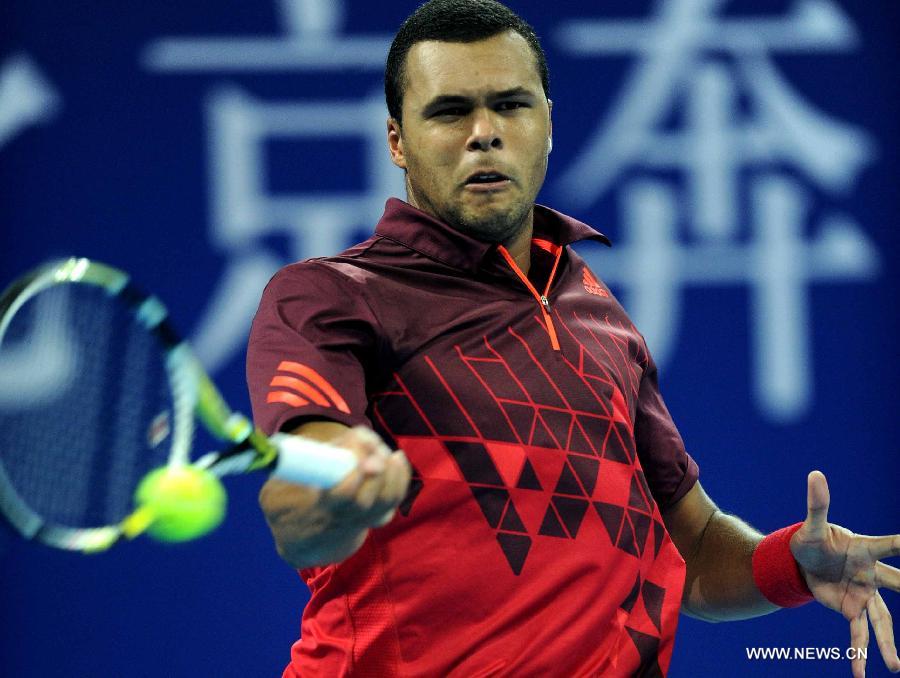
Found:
[554,0,880,421]
[143,0,403,372]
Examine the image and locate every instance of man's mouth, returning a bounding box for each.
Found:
[464,171,511,190]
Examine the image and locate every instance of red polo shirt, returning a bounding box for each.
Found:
[247,198,699,677]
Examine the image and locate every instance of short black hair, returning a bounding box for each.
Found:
[385,0,550,123]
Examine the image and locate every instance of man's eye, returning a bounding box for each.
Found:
[435,107,467,118]
[497,101,528,112]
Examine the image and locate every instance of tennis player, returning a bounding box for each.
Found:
[247,1,900,675]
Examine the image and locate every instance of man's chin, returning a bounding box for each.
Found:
[451,204,531,243]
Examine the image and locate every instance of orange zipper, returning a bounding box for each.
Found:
[497,244,562,351]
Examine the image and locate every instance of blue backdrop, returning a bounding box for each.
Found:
[2,1,897,676]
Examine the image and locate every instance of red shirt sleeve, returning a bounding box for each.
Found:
[246,261,377,435]
[633,351,699,510]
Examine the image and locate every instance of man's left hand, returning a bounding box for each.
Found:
[791,470,900,677]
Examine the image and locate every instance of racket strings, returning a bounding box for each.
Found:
[0,283,175,529]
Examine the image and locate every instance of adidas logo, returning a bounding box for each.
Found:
[582,268,609,297]
[266,361,350,414]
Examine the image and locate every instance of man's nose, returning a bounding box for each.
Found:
[467,109,502,151]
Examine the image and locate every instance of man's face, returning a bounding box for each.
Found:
[387,31,552,243]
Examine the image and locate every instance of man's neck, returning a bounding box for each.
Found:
[501,215,534,277]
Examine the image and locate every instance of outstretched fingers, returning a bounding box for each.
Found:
[850,609,869,678]
[862,534,900,564]
[868,592,900,673]
[804,470,831,540]
[876,562,900,592]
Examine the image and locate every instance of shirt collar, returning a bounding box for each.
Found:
[375,198,611,273]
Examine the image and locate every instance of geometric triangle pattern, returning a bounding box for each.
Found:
[625,627,664,678]
[594,501,624,544]
[617,574,669,673]
[372,311,664,578]
[500,502,526,532]
[568,455,599,495]
[641,580,665,633]
[496,533,531,575]
[516,458,542,490]
[554,462,582,495]
[539,504,568,537]
[620,573,642,613]
[552,496,589,538]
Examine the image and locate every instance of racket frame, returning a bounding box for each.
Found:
[0,258,281,552]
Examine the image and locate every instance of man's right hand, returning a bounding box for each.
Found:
[259,420,412,568]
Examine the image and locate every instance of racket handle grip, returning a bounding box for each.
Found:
[269,433,358,488]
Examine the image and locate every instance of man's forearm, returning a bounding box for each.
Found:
[680,510,780,622]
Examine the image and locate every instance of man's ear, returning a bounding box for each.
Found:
[387,118,407,170]
[547,99,553,156]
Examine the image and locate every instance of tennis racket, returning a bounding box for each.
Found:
[0,257,357,552]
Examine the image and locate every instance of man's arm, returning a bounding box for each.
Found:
[259,421,411,569]
[662,481,778,622]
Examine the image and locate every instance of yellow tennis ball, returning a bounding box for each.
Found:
[134,466,227,542]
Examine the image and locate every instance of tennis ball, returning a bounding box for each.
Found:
[134,466,227,542]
